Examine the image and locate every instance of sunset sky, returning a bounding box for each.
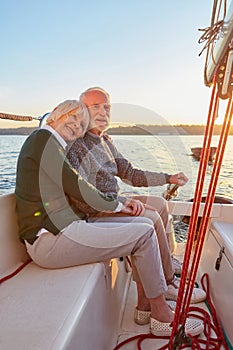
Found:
[0,0,227,128]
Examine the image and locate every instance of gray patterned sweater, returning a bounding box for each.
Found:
[67,132,170,202]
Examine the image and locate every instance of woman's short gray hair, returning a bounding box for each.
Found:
[46,100,86,124]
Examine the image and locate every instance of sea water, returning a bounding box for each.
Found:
[0,134,232,201]
[113,134,233,201]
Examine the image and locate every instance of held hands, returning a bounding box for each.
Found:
[120,198,155,216]
[169,172,188,186]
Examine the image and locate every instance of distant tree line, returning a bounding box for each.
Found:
[0,124,233,135]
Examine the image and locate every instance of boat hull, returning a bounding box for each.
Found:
[1,195,233,349]
[191,146,217,161]
[199,221,233,346]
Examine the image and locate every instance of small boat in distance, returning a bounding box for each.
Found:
[191,146,217,161]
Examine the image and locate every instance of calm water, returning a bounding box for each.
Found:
[0,134,233,201]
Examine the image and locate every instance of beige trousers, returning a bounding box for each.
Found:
[133,195,174,282]
[25,215,167,299]
[92,195,174,282]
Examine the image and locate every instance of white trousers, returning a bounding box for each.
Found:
[26,215,167,299]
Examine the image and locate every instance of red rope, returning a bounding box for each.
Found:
[170,78,233,347]
[183,95,223,309]
[185,93,233,315]
[200,274,229,349]
[113,84,232,350]
[170,77,220,341]
[0,258,32,284]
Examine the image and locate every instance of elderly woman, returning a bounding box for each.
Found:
[15,100,203,337]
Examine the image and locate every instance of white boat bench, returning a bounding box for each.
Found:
[0,194,130,350]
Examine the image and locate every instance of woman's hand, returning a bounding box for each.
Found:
[169,172,188,186]
[120,198,155,216]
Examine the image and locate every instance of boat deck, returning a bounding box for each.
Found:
[114,245,226,350]
[115,281,212,349]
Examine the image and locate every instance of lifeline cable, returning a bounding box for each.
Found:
[0,112,36,121]
[0,112,50,128]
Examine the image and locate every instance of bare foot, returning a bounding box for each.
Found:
[150,296,174,323]
[137,297,151,312]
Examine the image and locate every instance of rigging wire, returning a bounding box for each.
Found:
[198,20,224,58]
[198,0,227,85]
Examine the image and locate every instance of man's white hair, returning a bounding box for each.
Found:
[79,87,110,102]
[46,100,86,124]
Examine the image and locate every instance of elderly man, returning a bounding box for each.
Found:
[67,87,206,305]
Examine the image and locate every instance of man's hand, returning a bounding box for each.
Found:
[120,198,155,216]
[169,172,188,186]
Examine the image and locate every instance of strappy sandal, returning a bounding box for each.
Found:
[150,316,204,337]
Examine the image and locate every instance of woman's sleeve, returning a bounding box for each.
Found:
[39,135,120,212]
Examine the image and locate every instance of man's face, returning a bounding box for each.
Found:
[82,90,111,135]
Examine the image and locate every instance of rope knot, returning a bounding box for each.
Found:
[172,324,192,350]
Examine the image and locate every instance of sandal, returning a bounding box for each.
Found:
[150,316,204,337]
[134,307,151,325]
[134,301,176,325]
[166,300,176,310]
[171,255,183,275]
[165,276,206,304]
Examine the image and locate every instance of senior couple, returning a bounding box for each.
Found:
[15,87,205,337]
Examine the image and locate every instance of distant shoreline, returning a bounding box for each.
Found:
[0,124,232,135]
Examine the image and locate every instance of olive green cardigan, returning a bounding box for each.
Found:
[15,129,120,244]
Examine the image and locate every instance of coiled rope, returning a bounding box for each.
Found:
[113,275,228,349]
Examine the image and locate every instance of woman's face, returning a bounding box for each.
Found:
[51,108,89,142]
